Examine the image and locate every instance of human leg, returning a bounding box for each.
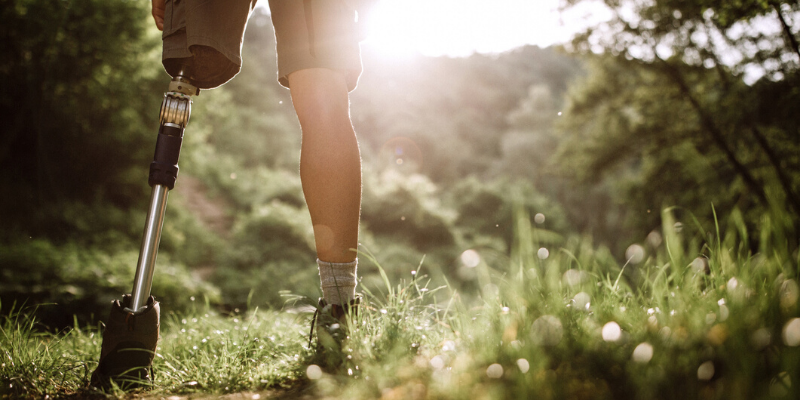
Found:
[288,68,361,305]
[269,0,364,305]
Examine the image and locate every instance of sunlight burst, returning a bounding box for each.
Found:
[364,0,568,57]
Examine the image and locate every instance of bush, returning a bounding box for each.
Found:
[0,239,219,329]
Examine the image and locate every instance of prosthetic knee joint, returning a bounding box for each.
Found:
[90,66,198,390]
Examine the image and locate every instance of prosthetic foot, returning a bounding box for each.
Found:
[89,295,160,389]
[90,66,197,390]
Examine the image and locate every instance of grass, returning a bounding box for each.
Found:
[2,207,800,399]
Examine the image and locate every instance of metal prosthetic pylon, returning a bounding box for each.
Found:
[90,66,198,390]
[128,67,197,313]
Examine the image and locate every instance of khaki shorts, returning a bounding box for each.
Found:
[162,0,363,91]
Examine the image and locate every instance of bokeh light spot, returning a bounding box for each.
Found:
[563,269,586,287]
[751,328,771,350]
[461,249,481,268]
[719,305,729,322]
[531,315,563,346]
[602,322,622,342]
[486,363,504,379]
[782,318,800,346]
[646,230,663,247]
[573,292,591,311]
[632,342,653,363]
[534,213,546,224]
[697,361,715,380]
[306,364,322,380]
[537,248,550,260]
[516,358,530,373]
[780,279,799,310]
[430,356,445,370]
[691,257,708,274]
[625,244,645,264]
[484,283,500,297]
[769,372,792,397]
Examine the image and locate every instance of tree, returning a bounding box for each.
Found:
[558,0,800,235]
[0,0,163,240]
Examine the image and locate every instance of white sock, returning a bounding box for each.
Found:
[317,258,357,305]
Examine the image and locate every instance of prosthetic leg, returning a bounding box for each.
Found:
[90,64,198,390]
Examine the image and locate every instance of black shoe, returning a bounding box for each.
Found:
[308,295,361,352]
[90,295,160,390]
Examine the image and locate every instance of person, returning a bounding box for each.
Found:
[91,1,370,388]
[155,0,370,323]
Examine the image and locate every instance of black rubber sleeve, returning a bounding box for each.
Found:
[148,124,184,189]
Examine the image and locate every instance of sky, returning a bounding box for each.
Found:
[257,0,611,58]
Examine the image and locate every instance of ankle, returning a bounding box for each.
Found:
[317,258,357,305]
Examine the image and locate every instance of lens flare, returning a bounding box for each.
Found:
[380,137,423,170]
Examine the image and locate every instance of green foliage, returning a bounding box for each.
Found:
[449,177,567,254]
[3,207,800,399]
[0,0,163,236]
[362,170,456,251]
[557,0,800,250]
[0,239,220,328]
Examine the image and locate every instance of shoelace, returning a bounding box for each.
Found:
[308,307,320,348]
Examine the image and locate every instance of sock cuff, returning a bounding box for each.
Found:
[317,258,358,288]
